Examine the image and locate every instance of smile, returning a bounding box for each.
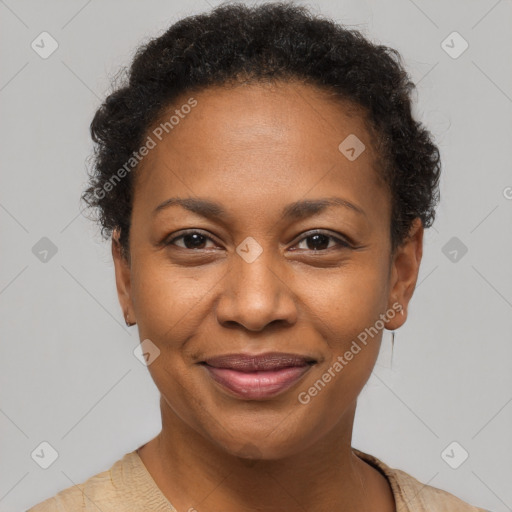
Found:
[200,352,316,400]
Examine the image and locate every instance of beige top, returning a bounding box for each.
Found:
[27,446,490,511]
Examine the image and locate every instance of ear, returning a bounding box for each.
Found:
[385,218,423,331]
[111,228,135,325]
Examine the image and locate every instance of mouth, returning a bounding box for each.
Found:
[199,352,317,400]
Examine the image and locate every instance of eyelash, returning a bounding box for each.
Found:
[165,229,352,252]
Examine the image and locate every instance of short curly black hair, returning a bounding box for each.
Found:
[83,1,440,260]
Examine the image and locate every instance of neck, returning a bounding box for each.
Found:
[137,396,395,512]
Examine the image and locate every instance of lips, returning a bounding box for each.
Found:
[203,352,316,371]
[200,352,316,400]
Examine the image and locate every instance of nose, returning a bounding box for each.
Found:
[215,249,298,332]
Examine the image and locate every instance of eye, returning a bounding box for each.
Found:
[166,230,217,250]
[292,230,352,252]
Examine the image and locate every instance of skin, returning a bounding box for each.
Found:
[112,80,423,512]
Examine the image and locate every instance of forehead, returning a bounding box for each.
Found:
[146,80,376,156]
[132,81,389,225]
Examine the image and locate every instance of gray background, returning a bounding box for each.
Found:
[1,1,511,511]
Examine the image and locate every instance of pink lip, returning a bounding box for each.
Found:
[201,352,316,400]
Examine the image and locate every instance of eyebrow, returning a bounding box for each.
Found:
[153,196,366,221]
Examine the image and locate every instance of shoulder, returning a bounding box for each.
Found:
[353,448,491,512]
[390,466,490,512]
[26,450,173,512]
[27,468,112,512]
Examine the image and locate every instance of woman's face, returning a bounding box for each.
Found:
[113,81,422,459]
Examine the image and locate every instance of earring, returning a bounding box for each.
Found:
[125,313,135,327]
[391,330,395,370]
[391,330,395,349]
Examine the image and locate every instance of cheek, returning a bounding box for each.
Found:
[130,254,215,340]
[295,281,387,433]
[299,257,390,345]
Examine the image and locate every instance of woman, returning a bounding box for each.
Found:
[28,2,490,511]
